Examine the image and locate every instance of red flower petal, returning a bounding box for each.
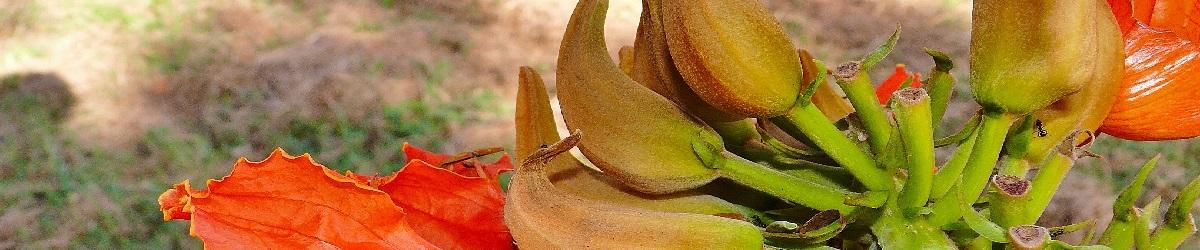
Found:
[911,72,923,89]
[875,64,910,104]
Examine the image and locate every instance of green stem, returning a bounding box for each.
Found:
[924,48,955,127]
[770,158,856,191]
[989,175,1030,228]
[927,112,1015,226]
[1025,153,1073,223]
[998,157,1032,177]
[1135,197,1163,249]
[1149,171,1200,249]
[934,112,981,147]
[836,67,892,153]
[1164,171,1200,230]
[771,104,890,191]
[893,89,935,212]
[927,73,953,127]
[1148,219,1196,250]
[930,130,978,200]
[716,151,856,213]
[999,115,1035,176]
[1100,155,1162,246]
[870,187,958,249]
[1099,208,1137,250]
[955,112,1015,202]
[709,119,774,161]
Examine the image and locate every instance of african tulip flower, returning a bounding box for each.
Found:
[1101,0,1200,140]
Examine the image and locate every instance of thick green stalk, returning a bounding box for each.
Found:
[999,157,1032,177]
[1148,221,1196,250]
[714,151,856,213]
[1100,209,1138,249]
[771,104,890,191]
[870,186,958,249]
[770,158,855,191]
[930,130,978,200]
[1163,172,1200,231]
[928,112,1015,226]
[923,48,955,127]
[989,175,1030,228]
[1025,152,1073,223]
[833,62,892,153]
[954,112,1015,202]
[893,88,935,212]
[999,116,1035,176]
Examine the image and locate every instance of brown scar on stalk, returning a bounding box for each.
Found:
[992,175,1030,196]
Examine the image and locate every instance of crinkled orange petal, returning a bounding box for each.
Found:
[401,143,513,179]
[158,148,437,249]
[1101,26,1200,140]
[875,64,909,104]
[371,160,512,249]
[344,171,396,188]
[158,181,193,220]
[1102,0,1200,140]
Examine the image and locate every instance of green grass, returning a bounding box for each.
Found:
[0,72,496,248]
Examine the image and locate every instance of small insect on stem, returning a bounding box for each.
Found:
[1034,119,1048,137]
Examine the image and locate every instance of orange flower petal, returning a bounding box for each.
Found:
[157,182,192,221]
[1108,0,1138,34]
[158,148,437,249]
[374,160,512,249]
[1139,0,1200,42]
[1101,26,1200,140]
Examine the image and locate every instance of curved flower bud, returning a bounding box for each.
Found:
[661,0,802,118]
[505,132,764,249]
[1024,1,1125,161]
[516,66,760,218]
[630,0,740,123]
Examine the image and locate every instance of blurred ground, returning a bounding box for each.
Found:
[0,0,1196,248]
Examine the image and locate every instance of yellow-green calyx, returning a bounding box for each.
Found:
[969,0,1122,115]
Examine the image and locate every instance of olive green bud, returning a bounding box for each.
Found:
[970,0,1122,115]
